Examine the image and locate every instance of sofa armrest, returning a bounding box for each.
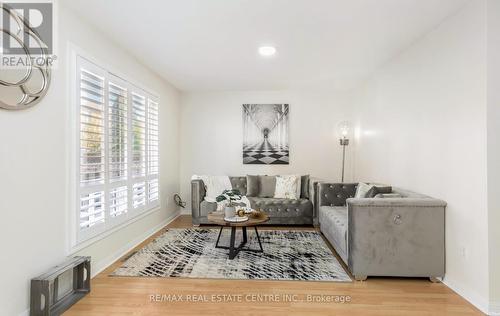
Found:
[346,197,446,278]
[313,181,357,226]
[310,178,326,226]
[346,197,447,208]
[191,179,206,223]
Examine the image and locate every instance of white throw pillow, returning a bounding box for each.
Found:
[296,175,302,198]
[285,174,302,198]
[355,182,374,198]
[193,175,232,202]
[274,175,299,199]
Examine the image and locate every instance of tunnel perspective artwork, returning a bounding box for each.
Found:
[242,104,289,164]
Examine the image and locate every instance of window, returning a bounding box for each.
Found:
[76,56,159,243]
[148,99,159,202]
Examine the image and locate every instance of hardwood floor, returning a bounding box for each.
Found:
[64,215,483,316]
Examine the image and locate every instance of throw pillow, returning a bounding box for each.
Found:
[258,175,277,198]
[355,182,374,198]
[300,175,310,199]
[229,177,247,196]
[246,175,260,197]
[296,175,302,198]
[274,175,299,199]
[281,174,301,198]
[274,174,301,198]
[366,185,392,198]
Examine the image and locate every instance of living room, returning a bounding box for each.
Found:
[0,0,499,315]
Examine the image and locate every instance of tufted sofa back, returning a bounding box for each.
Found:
[317,183,358,207]
[228,176,311,199]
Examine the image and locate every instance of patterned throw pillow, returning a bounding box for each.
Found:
[355,182,374,198]
[274,175,299,199]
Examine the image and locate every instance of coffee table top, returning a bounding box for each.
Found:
[207,212,270,227]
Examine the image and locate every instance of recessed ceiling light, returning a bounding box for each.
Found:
[258,46,276,57]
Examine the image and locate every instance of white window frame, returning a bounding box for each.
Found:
[68,47,160,252]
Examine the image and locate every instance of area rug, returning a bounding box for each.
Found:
[111,228,351,282]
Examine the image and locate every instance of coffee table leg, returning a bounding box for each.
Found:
[242,226,247,243]
[215,226,260,259]
[229,227,237,259]
[254,226,263,252]
[215,227,223,248]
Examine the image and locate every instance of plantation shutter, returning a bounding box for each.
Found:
[108,78,128,220]
[75,55,160,245]
[108,82,128,182]
[131,92,147,209]
[147,99,159,203]
[78,61,106,233]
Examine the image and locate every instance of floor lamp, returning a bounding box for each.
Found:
[337,121,351,182]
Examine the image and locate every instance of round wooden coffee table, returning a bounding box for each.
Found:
[207,212,270,260]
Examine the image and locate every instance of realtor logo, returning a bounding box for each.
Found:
[1,2,53,55]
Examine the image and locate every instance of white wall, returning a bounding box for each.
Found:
[487,0,500,313]
[353,0,489,312]
[0,4,180,316]
[179,90,356,210]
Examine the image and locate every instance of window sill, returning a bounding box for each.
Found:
[67,205,161,255]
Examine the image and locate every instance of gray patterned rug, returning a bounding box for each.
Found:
[111,228,351,282]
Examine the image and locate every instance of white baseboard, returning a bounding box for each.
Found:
[181,208,191,215]
[442,278,489,315]
[91,210,181,277]
[490,302,500,315]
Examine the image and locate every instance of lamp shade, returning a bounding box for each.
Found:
[336,121,351,138]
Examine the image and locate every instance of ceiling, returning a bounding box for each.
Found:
[64,0,469,92]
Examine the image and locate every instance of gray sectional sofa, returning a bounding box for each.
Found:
[316,182,446,281]
[191,175,316,225]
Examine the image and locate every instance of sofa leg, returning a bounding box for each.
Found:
[354,275,367,281]
[429,277,440,283]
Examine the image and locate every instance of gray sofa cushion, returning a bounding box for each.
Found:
[374,193,403,198]
[366,185,392,198]
[247,197,312,219]
[200,199,246,217]
[246,175,259,197]
[319,206,348,263]
[258,175,276,198]
[300,175,310,199]
[229,176,247,196]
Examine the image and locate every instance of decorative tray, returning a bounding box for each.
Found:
[224,216,249,222]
